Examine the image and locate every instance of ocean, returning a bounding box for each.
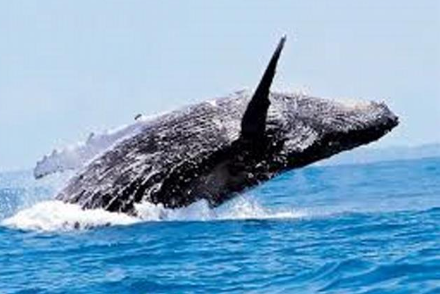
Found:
[0,157,439,293]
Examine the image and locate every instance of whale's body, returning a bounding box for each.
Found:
[49,37,399,214]
[56,91,398,214]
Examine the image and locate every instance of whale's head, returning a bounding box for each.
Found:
[263,93,399,168]
[238,36,398,171]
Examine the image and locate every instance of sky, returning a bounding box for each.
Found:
[0,1,439,171]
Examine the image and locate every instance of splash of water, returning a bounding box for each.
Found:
[2,201,137,231]
[2,196,306,232]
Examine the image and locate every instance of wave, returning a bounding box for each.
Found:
[1,197,306,232]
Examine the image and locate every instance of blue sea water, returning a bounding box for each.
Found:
[0,158,439,294]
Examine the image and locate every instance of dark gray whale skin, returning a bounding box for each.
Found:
[56,38,399,214]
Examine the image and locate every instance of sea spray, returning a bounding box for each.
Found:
[2,196,306,232]
[2,201,137,231]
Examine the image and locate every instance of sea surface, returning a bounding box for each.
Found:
[0,158,439,294]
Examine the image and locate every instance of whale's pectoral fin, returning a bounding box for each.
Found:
[240,36,286,140]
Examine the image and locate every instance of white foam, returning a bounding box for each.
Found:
[132,196,305,222]
[2,201,138,231]
[2,197,306,232]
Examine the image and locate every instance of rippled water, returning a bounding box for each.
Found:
[0,158,439,293]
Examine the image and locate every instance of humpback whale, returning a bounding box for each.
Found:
[53,37,398,214]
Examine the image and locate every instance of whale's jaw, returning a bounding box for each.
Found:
[282,98,399,169]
